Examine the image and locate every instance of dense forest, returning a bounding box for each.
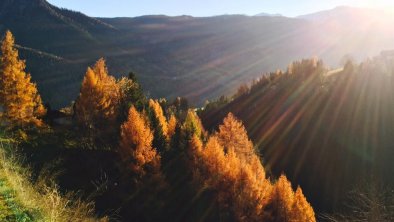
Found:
[0,31,319,221]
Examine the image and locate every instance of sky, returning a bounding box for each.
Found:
[47,0,394,17]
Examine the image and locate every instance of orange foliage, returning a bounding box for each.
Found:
[188,113,315,222]
[75,58,120,130]
[215,113,254,161]
[264,175,295,221]
[264,175,316,221]
[187,135,204,180]
[0,31,46,127]
[120,106,161,178]
[291,187,315,221]
[189,134,272,221]
[167,114,177,139]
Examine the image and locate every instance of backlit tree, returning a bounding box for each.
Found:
[0,31,46,127]
[75,58,120,132]
[149,99,168,137]
[148,99,169,153]
[291,187,315,221]
[183,109,204,140]
[216,113,254,161]
[167,114,177,139]
[119,106,161,178]
[118,76,146,121]
[264,175,295,221]
[188,113,315,222]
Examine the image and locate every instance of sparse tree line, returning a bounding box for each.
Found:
[0,30,316,221]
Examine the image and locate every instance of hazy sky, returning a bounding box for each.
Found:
[47,0,394,17]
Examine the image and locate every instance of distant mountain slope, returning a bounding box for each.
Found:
[254,12,282,17]
[1,1,394,108]
[299,6,389,21]
[0,0,114,53]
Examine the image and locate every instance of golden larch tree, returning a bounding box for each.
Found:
[187,113,315,222]
[75,58,120,131]
[215,113,254,161]
[262,176,316,222]
[187,114,271,221]
[167,114,177,139]
[233,161,272,221]
[0,31,46,127]
[190,133,272,221]
[264,175,295,221]
[187,134,204,181]
[291,187,315,221]
[75,67,99,127]
[119,106,161,178]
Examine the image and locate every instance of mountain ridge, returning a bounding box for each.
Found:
[254,12,283,17]
[2,1,394,109]
[0,0,115,31]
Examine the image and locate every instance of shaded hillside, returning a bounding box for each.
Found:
[0,0,114,53]
[200,57,394,213]
[2,1,394,108]
[0,0,115,107]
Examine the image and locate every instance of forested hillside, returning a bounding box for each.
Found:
[1,0,394,219]
[200,57,394,218]
[0,30,318,221]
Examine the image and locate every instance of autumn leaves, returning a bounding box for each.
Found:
[75,58,120,132]
[189,114,315,221]
[120,106,161,178]
[0,31,46,128]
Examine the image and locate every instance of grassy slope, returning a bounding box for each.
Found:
[0,178,36,222]
[0,132,107,222]
[0,136,39,221]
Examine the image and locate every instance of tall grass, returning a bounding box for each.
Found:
[0,133,108,222]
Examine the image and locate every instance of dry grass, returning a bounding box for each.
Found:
[320,182,394,222]
[0,135,109,222]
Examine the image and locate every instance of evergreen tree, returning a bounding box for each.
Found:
[148,99,168,153]
[0,31,46,127]
[118,72,146,121]
[183,110,204,140]
[149,99,168,138]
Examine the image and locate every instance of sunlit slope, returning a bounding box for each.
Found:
[2,1,394,108]
[299,6,394,64]
[200,57,394,213]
